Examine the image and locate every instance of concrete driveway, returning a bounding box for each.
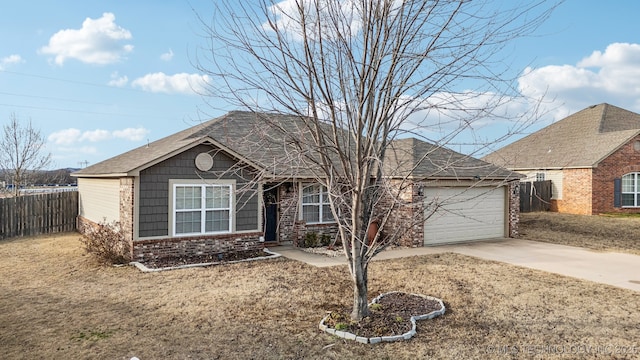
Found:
[271,239,640,292]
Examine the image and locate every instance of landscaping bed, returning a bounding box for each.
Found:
[135,249,277,270]
[321,292,444,340]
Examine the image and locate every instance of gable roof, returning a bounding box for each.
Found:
[73,111,517,181]
[72,111,334,178]
[483,103,640,169]
[385,138,519,180]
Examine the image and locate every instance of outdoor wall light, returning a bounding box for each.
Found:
[417,185,424,196]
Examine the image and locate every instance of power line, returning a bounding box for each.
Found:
[0,102,177,120]
[0,69,209,122]
[0,91,112,106]
[0,69,146,93]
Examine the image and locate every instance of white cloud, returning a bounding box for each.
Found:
[48,127,148,145]
[48,128,82,145]
[56,146,98,155]
[113,127,149,141]
[79,129,111,142]
[108,71,129,87]
[40,12,133,65]
[265,0,363,42]
[577,42,640,68]
[131,72,210,94]
[0,54,23,70]
[160,48,174,61]
[518,42,640,119]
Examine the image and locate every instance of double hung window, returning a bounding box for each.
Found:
[301,184,333,223]
[174,184,232,235]
[621,173,640,207]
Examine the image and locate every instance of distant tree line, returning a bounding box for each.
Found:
[0,168,77,188]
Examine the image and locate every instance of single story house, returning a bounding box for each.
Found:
[483,103,640,215]
[72,111,521,261]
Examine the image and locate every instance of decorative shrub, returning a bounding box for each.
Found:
[80,220,131,265]
[302,232,318,248]
[320,233,332,247]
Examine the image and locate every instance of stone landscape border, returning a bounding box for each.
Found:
[130,248,281,272]
[318,291,446,344]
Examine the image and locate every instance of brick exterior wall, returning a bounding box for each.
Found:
[77,215,99,236]
[132,232,264,262]
[592,135,640,214]
[277,184,299,243]
[276,183,340,246]
[383,181,424,247]
[119,177,135,258]
[508,181,520,237]
[283,180,423,248]
[553,168,593,215]
[296,222,339,246]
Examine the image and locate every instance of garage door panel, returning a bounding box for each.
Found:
[424,187,505,245]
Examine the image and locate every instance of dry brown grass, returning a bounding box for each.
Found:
[520,212,640,255]
[1,232,639,359]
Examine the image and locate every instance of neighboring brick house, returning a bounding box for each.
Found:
[73,111,521,261]
[483,103,640,215]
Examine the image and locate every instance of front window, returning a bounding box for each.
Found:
[302,184,333,223]
[621,173,640,207]
[174,184,232,235]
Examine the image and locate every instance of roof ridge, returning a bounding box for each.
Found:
[598,103,609,133]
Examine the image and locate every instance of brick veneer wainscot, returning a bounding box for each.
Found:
[132,232,264,261]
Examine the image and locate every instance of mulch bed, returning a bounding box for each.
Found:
[322,292,444,338]
[138,249,268,269]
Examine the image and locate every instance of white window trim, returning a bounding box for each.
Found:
[300,182,335,224]
[621,172,640,208]
[169,179,236,236]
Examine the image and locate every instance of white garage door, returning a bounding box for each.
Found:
[424,186,505,245]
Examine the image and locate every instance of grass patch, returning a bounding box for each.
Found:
[600,212,640,218]
[520,212,640,255]
[71,329,114,342]
[0,232,639,359]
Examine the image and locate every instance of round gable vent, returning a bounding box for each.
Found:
[195,153,214,171]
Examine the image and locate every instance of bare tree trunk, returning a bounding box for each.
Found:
[351,253,369,321]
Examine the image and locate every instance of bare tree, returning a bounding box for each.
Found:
[0,113,52,196]
[196,0,556,321]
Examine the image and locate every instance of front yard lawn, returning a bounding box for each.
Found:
[520,212,640,255]
[1,232,639,359]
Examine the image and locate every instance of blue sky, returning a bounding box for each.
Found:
[1,0,640,169]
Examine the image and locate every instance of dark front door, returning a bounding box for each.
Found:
[263,187,278,242]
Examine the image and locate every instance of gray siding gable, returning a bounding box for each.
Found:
[138,143,259,238]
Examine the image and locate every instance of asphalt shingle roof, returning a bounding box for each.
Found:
[384,138,518,180]
[483,103,640,169]
[73,111,517,180]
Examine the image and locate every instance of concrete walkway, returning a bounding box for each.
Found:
[270,239,640,292]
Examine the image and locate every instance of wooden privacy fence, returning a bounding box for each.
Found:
[0,191,78,240]
[520,180,552,213]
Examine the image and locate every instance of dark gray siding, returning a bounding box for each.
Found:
[138,144,259,238]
